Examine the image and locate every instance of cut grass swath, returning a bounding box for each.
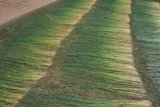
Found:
[0,0,96,106]
[17,0,152,107]
[131,0,160,106]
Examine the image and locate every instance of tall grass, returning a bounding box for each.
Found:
[131,0,160,106]
[0,0,95,106]
[17,0,152,107]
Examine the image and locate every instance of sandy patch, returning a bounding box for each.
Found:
[0,0,57,26]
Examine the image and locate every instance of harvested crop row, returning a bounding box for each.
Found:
[131,0,160,106]
[0,0,96,106]
[17,0,152,107]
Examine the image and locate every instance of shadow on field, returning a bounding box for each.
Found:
[130,0,160,106]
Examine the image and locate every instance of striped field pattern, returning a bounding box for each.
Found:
[0,0,96,106]
[17,0,152,107]
[131,0,160,106]
[0,0,160,107]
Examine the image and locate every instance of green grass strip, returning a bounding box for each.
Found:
[17,0,151,107]
[0,0,95,106]
[131,0,160,106]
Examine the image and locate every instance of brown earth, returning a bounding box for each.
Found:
[0,0,57,26]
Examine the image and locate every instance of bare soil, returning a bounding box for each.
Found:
[0,0,57,26]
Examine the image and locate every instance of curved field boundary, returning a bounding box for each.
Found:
[131,0,160,106]
[0,0,96,106]
[17,0,152,107]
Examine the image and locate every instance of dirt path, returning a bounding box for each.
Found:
[0,0,57,26]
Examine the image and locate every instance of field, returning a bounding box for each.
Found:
[0,0,160,107]
[131,0,160,106]
[0,0,96,106]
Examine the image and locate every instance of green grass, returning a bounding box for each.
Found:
[0,0,95,106]
[17,0,151,107]
[131,0,160,106]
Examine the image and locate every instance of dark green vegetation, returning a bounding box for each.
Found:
[17,0,152,107]
[131,0,160,106]
[0,0,95,106]
[0,0,160,107]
